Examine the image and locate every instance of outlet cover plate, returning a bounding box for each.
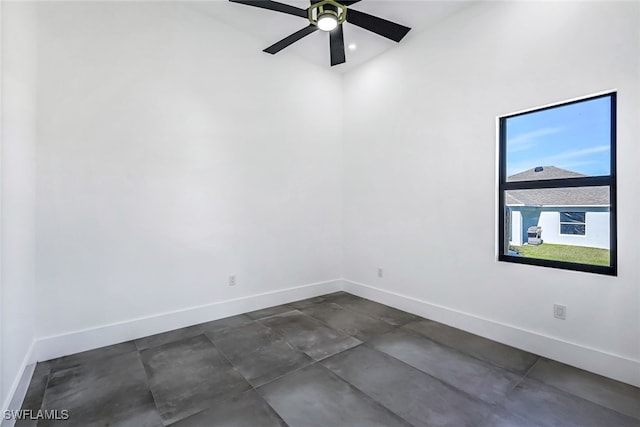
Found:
[554,304,566,320]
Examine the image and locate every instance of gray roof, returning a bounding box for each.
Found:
[508,166,586,182]
[506,166,609,207]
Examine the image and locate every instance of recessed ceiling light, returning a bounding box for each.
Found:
[348,43,357,50]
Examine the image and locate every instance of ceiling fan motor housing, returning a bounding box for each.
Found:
[308,0,347,28]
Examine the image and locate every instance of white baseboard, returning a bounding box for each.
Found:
[3,278,343,422]
[33,278,343,363]
[342,279,640,388]
[1,342,36,427]
[6,275,636,421]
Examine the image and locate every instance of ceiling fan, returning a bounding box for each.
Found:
[229,0,411,66]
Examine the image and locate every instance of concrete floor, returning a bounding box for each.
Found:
[17,292,640,426]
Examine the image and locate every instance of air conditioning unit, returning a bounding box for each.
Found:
[527,226,542,245]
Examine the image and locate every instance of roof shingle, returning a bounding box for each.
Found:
[506,166,609,206]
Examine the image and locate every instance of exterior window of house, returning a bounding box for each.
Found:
[559,212,586,236]
[498,93,616,275]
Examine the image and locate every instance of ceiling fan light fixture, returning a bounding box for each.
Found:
[317,11,338,31]
[308,0,346,31]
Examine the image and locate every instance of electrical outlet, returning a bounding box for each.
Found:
[377,268,383,278]
[228,275,236,287]
[554,304,566,320]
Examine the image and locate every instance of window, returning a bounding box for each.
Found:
[559,212,586,236]
[498,93,616,275]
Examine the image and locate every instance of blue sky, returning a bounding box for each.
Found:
[506,96,611,177]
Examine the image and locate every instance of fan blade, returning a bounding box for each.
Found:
[264,25,318,54]
[329,24,346,66]
[346,8,410,42]
[230,0,307,18]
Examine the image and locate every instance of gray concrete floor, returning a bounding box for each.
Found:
[17,292,640,426]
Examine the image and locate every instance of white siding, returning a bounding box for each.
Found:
[510,210,523,246]
[538,211,609,249]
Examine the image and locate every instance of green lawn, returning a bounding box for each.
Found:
[511,243,610,266]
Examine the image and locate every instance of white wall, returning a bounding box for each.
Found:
[34,2,343,339]
[510,210,522,246]
[510,207,610,249]
[537,209,610,249]
[0,0,38,412]
[343,1,640,385]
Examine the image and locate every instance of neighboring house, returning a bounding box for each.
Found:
[506,166,610,249]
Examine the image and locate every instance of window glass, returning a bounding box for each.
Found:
[506,96,611,182]
[499,93,616,275]
[560,212,586,236]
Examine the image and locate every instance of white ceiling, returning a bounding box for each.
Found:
[188,1,475,73]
